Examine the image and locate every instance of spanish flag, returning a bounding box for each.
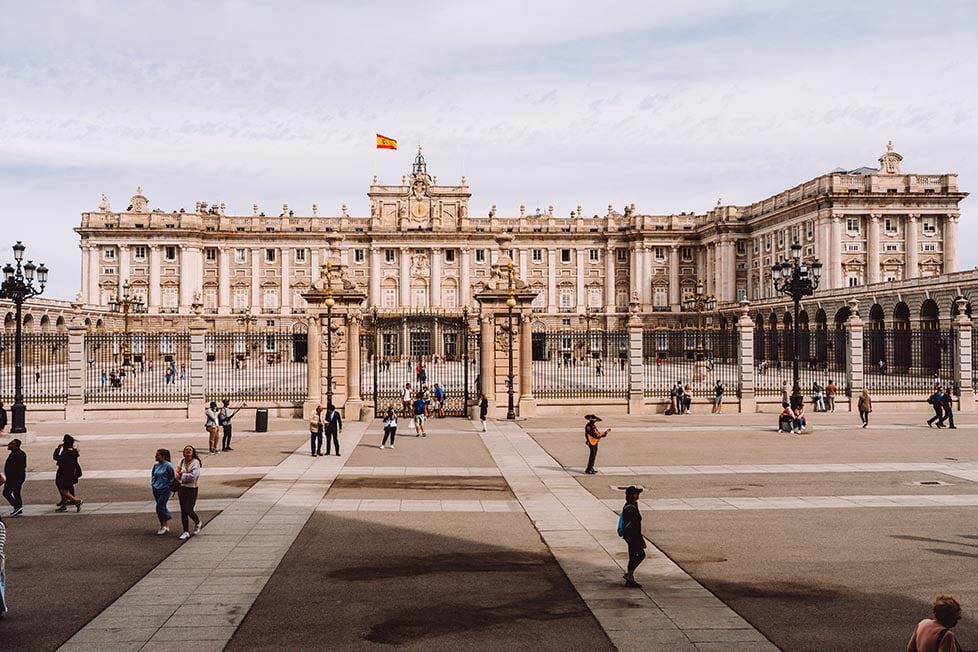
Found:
[376,134,397,150]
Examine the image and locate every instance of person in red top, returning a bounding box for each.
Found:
[908,595,964,651]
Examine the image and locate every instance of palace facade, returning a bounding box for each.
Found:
[73,143,966,325]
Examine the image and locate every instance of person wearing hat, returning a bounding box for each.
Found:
[621,486,646,588]
[584,414,611,475]
[204,401,221,455]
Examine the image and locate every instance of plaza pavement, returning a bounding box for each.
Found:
[0,406,975,650]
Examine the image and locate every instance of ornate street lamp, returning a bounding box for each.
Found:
[681,279,717,361]
[772,240,823,410]
[236,308,258,356]
[0,241,49,433]
[462,304,470,412]
[580,307,598,364]
[108,278,146,369]
[506,261,517,420]
[325,262,335,409]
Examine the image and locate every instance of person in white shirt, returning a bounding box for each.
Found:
[381,406,397,449]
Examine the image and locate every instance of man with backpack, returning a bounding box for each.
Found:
[927,387,945,428]
[619,486,646,588]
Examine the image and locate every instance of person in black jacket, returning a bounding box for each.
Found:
[53,435,83,512]
[324,405,342,456]
[940,386,956,429]
[621,486,646,588]
[0,402,7,434]
[2,439,27,516]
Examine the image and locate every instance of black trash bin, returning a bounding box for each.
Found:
[255,408,268,433]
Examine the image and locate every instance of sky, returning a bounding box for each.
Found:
[1,0,976,300]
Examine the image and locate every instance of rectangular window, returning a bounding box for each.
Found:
[885,244,899,252]
[923,243,937,252]
[616,248,627,262]
[681,247,693,261]
[847,275,860,287]
[103,247,116,261]
[233,289,249,311]
[353,249,365,263]
[778,230,785,246]
[846,244,860,252]
[736,240,746,254]
[133,246,146,261]
[385,249,396,263]
[205,248,217,262]
[884,218,897,233]
[846,218,859,232]
[561,249,571,263]
[475,249,486,263]
[263,289,278,311]
[234,248,247,263]
[922,218,936,234]
[295,249,306,262]
[164,246,176,261]
[444,249,455,263]
[532,249,542,263]
[588,249,600,262]
[265,249,276,263]
[654,247,665,260]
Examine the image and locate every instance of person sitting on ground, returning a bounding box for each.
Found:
[778,402,794,433]
[792,404,807,434]
[907,594,964,652]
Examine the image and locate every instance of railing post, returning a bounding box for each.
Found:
[953,297,975,411]
[518,311,536,416]
[845,299,863,411]
[187,318,207,417]
[304,315,322,419]
[628,303,644,414]
[736,301,755,413]
[346,311,364,419]
[65,322,87,423]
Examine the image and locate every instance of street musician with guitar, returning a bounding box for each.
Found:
[220,399,247,452]
[584,414,611,475]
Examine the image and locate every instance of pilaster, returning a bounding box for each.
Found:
[65,322,87,423]
[736,301,755,413]
[627,302,644,414]
[187,318,207,417]
[953,297,974,411]
[846,299,864,409]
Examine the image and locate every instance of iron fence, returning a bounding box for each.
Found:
[0,332,69,404]
[754,325,847,398]
[865,326,955,395]
[85,332,191,403]
[205,330,307,402]
[643,328,739,400]
[532,330,629,399]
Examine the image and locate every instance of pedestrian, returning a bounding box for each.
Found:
[478,393,489,431]
[940,387,956,429]
[907,595,964,652]
[324,404,342,456]
[413,394,427,436]
[0,402,6,434]
[858,389,872,428]
[175,445,202,540]
[53,434,83,512]
[825,380,837,413]
[401,383,413,417]
[792,403,807,434]
[781,380,791,406]
[812,382,825,412]
[0,514,7,617]
[100,371,107,390]
[584,414,610,475]
[674,381,686,415]
[220,399,245,451]
[151,449,176,536]
[204,401,221,454]
[309,405,324,456]
[434,384,446,418]
[683,383,692,414]
[713,380,724,414]
[3,439,26,516]
[927,387,945,428]
[619,486,646,588]
[381,406,397,449]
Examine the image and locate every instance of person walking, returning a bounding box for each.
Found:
[0,514,7,617]
[53,435,83,512]
[309,405,324,456]
[713,380,724,414]
[907,595,964,651]
[927,387,945,428]
[2,440,26,516]
[381,406,397,449]
[825,380,837,413]
[940,387,956,429]
[175,445,202,540]
[584,414,610,475]
[478,393,489,431]
[620,486,646,588]
[151,449,176,535]
[858,389,872,428]
[0,402,6,434]
[324,404,342,456]
[413,394,427,436]
[401,383,413,417]
[205,401,221,454]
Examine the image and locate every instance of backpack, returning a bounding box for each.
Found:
[617,512,625,538]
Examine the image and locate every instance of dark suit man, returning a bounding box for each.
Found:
[324,405,343,456]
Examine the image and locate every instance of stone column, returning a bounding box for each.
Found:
[399,247,410,307]
[953,298,974,411]
[576,249,586,309]
[945,215,959,273]
[187,318,207,417]
[369,247,381,306]
[88,245,101,307]
[148,245,161,312]
[604,244,615,311]
[830,217,843,289]
[179,246,195,312]
[629,245,640,304]
[480,315,495,405]
[906,214,919,280]
[547,249,557,312]
[706,244,715,296]
[430,247,442,307]
[518,311,535,416]
[218,248,231,315]
[281,246,291,314]
[119,244,130,284]
[65,322,87,422]
[669,245,680,311]
[518,248,528,283]
[346,312,363,418]
[627,305,644,414]
[460,247,472,308]
[724,240,737,303]
[304,315,322,417]
[251,248,261,310]
[737,301,755,413]
[642,246,654,306]
[79,244,90,305]
[867,215,881,285]
[846,299,863,411]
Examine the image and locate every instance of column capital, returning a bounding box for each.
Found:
[671,243,680,251]
[870,214,880,222]
[908,213,919,221]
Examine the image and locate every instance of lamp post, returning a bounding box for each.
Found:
[371,304,379,412]
[0,241,48,434]
[681,279,717,361]
[506,261,517,420]
[325,262,335,409]
[462,304,470,412]
[580,307,597,365]
[108,278,145,370]
[772,240,823,410]
[236,308,258,358]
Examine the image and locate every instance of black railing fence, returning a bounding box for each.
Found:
[753,325,847,397]
[0,332,69,404]
[85,332,192,403]
[643,328,739,399]
[532,330,629,399]
[865,326,955,395]
[205,330,307,402]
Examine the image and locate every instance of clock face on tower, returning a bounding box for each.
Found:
[411,199,429,219]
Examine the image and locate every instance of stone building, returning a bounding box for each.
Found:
[72,143,965,326]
